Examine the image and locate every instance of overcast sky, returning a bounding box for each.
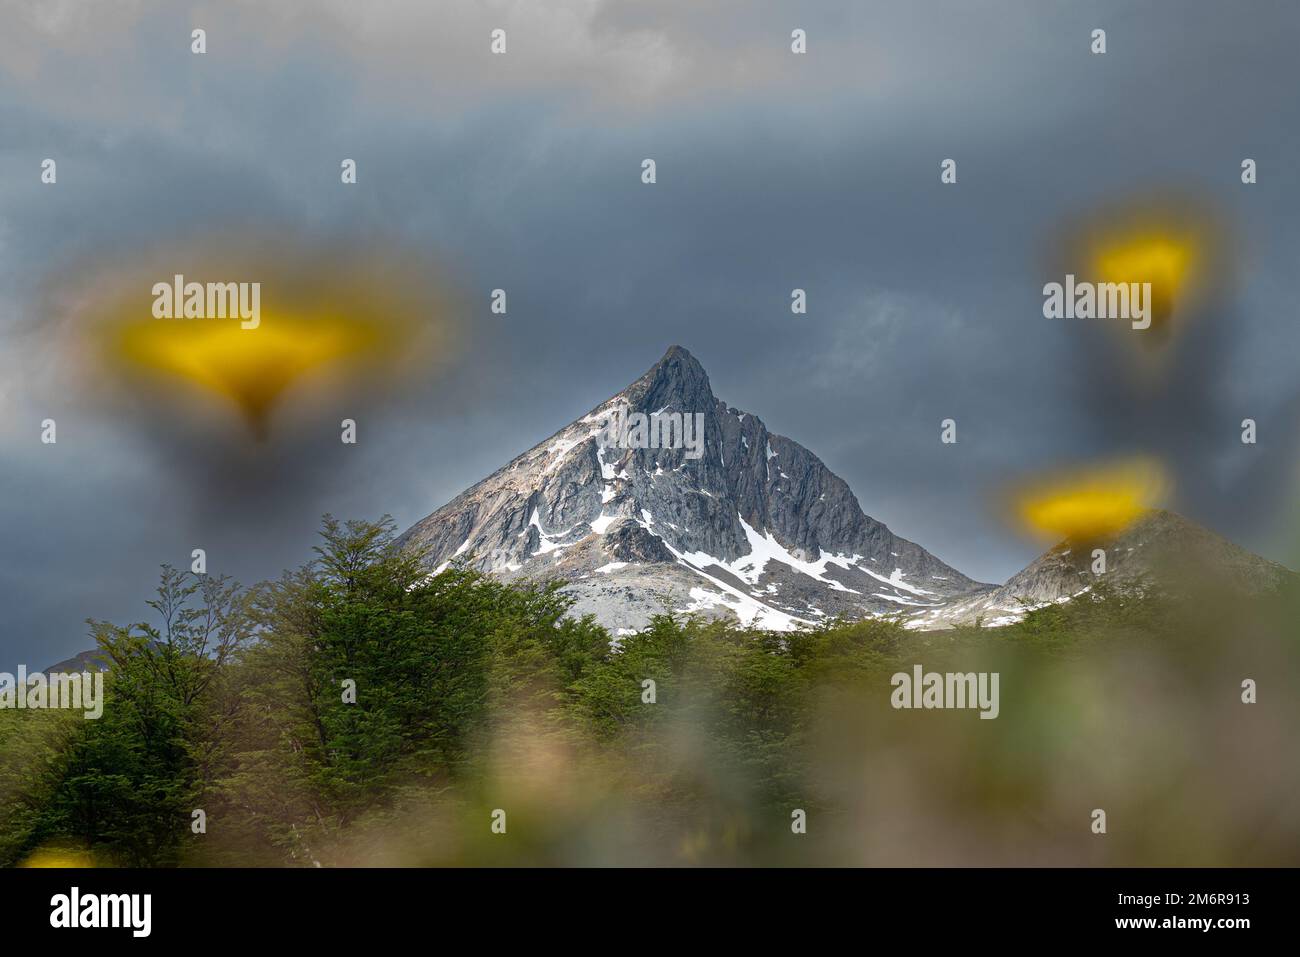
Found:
[2,0,1299,665]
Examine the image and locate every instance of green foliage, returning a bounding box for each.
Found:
[187,516,619,862]
[0,707,81,863]
[1,566,250,866]
[7,517,1278,867]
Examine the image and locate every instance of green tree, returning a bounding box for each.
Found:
[12,567,248,866]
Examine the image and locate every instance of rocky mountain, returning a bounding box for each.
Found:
[398,345,993,632]
[40,386,1294,681]
[398,347,1295,633]
[919,508,1294,628]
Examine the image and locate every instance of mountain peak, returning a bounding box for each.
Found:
[622,345,714,414]
[657,343,697,364]
[398,346,987,632]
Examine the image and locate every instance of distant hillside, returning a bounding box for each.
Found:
[917,508,1295,628]
[44,648,111,674]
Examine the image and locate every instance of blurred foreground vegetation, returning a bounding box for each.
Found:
[2,516,1297,867]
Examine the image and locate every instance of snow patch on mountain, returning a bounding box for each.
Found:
[397,345,997,632]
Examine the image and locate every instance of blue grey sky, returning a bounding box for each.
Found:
[2,0,1299,665]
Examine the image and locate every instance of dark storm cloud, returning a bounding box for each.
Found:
[2,0,1299,663]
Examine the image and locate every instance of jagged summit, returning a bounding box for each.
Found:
[634,344,712,402]
[398,346,991,632]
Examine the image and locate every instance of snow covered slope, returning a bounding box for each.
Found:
[398,346,993,631]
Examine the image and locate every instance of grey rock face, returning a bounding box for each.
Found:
[398,345,991,631]
[397,349,1294,632]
